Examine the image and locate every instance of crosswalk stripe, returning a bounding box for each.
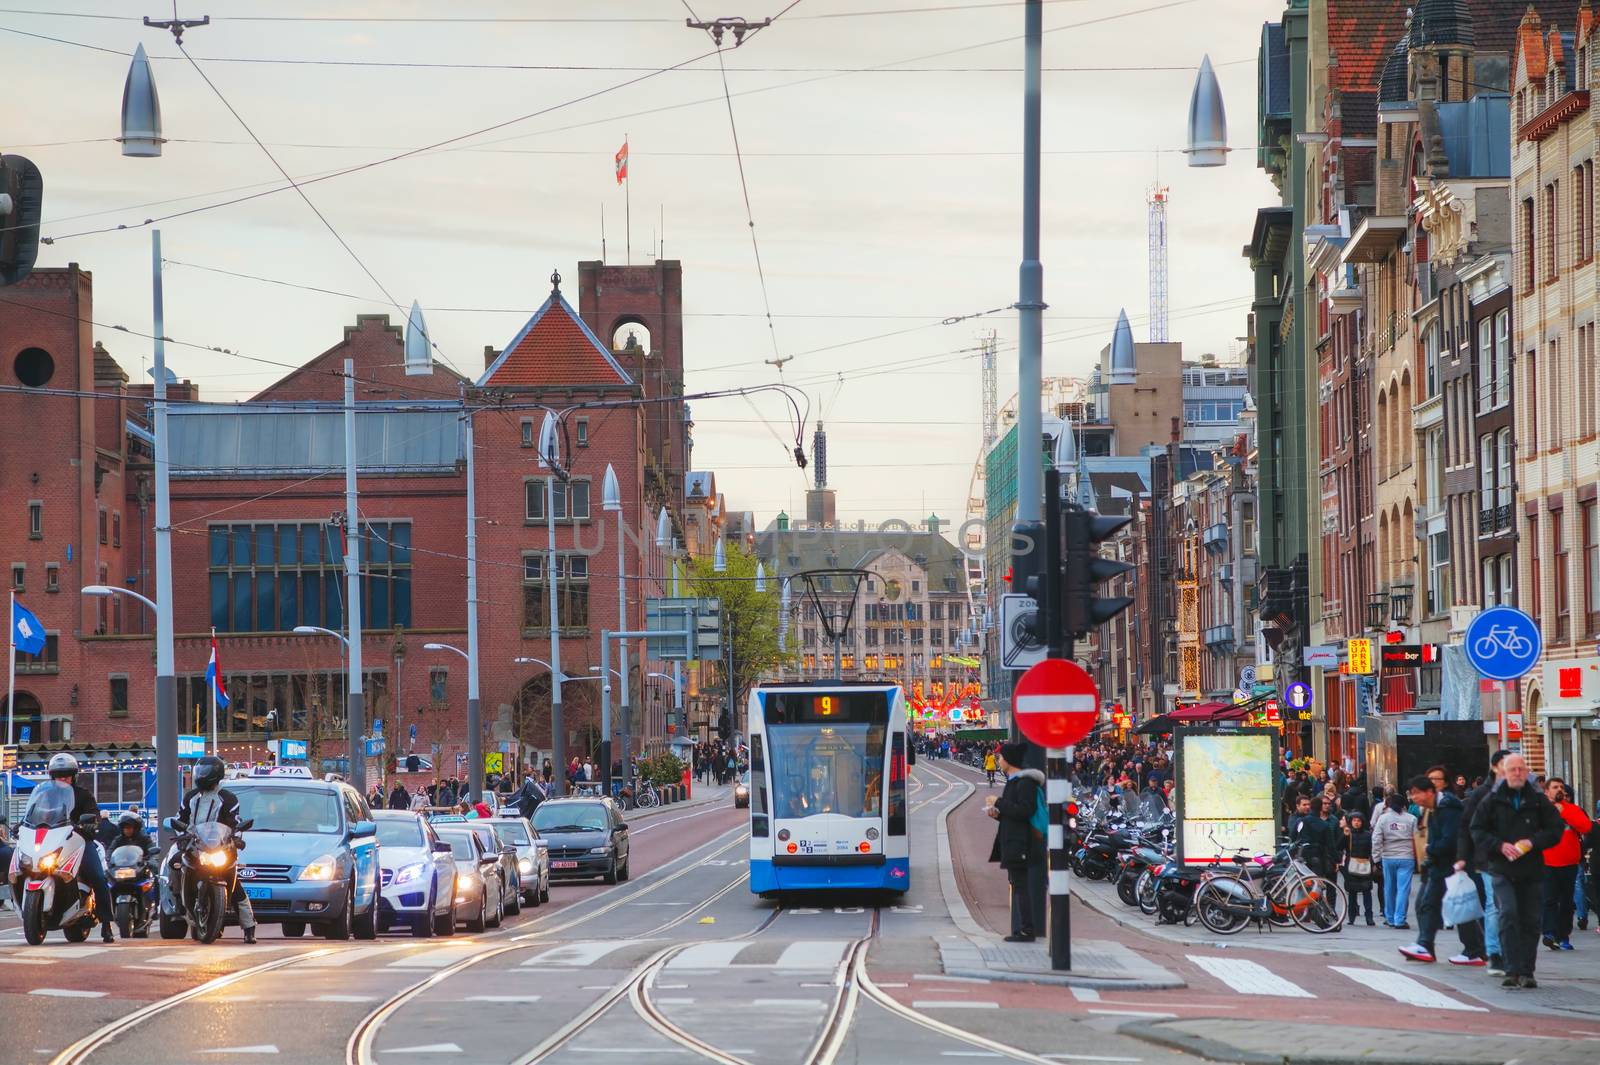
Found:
[1328,965,1486,1012]
[1186,956,1315,998]
[667,942,747,970]
[149,945,282,965]
[386,944,479,970]
[300,945,409,968]
[1,945,107,959]
[518,941,636,968]
[773,940,849,970]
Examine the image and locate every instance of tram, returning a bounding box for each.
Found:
[747,681,911,897]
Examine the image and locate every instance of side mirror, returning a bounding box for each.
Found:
[431,840,453,854]
[78,814,100,829]
[164,817,188,834]
[350,820,377,839]
[237,818,255,832]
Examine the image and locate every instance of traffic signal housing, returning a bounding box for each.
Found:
[1061,508,1134,642]
[0,155,43,288]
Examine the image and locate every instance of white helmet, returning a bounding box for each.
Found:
[47,752,80,779]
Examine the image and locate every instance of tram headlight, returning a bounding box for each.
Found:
[777,829,791,842]
[865,828,880,841]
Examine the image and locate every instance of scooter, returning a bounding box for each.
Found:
[7,799,100,945]
[108,842,158,939]
[163,817,250,944]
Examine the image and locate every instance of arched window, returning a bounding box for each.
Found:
[1377,391,1389,477]
[610,322,652,356]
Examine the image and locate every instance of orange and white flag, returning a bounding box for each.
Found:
[615,139,629,185]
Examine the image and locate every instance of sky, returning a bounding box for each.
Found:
[7,0,1279,531]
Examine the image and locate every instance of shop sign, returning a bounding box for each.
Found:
[1541,657,1600,711]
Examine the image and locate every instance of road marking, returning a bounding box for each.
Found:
[666,941,746,970]
[913,974,991,984]
[1041,1056,1145,1063]
[941,1054,1003,1058]
[300,945,408,968]
[1069,987,1101,1002]
[314,994,377,1003]
[1329,966,1486,1012]
[750,998,828,1008]
[384,945,478,970]
[773,940,848,970]
[874,982,908,988]
[911,1001,1000,1009]
[1187,955,1314,998]
[200,1047,279,1055]
[0,957,54,965]
[29,989,106,998]
[565,1050,689,1055]
[1087,1009,1178,1019]
[382,1044,463,1054]
[653,997,696,1005]
[463,995,542,1003]
[3,946,107,959]
[521,941,637,968]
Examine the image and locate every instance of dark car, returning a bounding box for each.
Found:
[531,798,630,884]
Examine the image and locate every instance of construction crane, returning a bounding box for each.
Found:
[1148,185,1169,343]
[980,330,998,450]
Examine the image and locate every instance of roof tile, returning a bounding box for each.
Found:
[479,288,634,389]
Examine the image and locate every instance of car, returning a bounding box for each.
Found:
[225,767,381,941]
[462,822,522,916]
[435,826,506,933]
[531,797,630,884]
[482,815,550,907]
[734,772,750,809]
[370,811,456,938]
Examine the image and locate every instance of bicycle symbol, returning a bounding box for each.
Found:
[1473,625,1534,661]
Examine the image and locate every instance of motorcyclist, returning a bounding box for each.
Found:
[175,755,257,943]
[115,811,155,855]
[44,753,117,942]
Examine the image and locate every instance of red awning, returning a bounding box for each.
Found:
[1169,701,1249,722]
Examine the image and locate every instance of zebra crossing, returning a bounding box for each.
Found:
[1184,954,1486,1012]
[516,938,853,972]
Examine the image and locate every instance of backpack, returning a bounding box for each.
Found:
[1030,784,1049,840]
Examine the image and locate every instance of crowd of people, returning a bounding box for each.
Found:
[690,740,745,785]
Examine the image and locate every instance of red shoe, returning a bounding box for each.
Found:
[1447,954,1486,966]
[1399,945,1436,963]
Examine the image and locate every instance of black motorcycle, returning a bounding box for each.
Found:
[108,842,158,939]
[164,818,250,943]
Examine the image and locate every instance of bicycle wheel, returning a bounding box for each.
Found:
[1192,879,1249,935]
[1261,873,1297,927]
[1287,876,1347,933]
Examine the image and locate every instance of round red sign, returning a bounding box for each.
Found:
[1012,657,1099,749]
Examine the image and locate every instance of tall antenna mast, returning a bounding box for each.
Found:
[1147,184,1170,342]
[980,330,999,449]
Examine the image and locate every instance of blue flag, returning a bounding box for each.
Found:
[11,600,45,655]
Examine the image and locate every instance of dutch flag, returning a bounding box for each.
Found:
[206,638,230,710]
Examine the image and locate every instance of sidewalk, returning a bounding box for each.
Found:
[1122,1018,1600,1065]
[624,781,731,824]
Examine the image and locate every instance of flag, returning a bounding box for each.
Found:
[206,638,230,710]
[11,599,45,655]
[615,139,629,185]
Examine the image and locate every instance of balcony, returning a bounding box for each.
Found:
[1218,563,1234,585]
[1202,522,1229,553]
[1477,503,1512,537]
[1203,624,1237,652]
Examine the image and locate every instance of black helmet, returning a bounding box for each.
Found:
[193,755,225,792]
[118,811,144,831]
[47,752,79,779]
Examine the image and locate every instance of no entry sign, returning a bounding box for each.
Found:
[1013,657,1099,748]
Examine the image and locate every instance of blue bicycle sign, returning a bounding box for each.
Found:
[1464,606,1542,681]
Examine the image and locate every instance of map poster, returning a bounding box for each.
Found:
[1173,728,1280,866]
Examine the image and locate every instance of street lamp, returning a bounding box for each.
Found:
[118,43,164,157]
[1184,55,1230,167]
[423,641,468,662]
[755,562,766,594]
[296,624,351,649]
[648,670,684,737]
[600,463,632,795]
[82,583,157,614]
[714,534,726,574]
[538,411,568,794]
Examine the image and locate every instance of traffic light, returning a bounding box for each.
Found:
[1061,508,1134,641]
[0,155,43,288]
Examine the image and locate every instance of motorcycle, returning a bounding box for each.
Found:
[6,786,100,945]
[163,817,250,943]
[109,842,158,940]
[1115,843,1170,907]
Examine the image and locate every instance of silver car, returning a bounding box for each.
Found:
[483,816,550,907]
[435,827,505,933]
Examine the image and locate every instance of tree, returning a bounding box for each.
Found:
[685,542,784,736]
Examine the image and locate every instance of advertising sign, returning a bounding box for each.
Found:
[1541,657,1600,711]
[1346,639,1374,675]
[1381,644,1441,668]
[1301,646,1340,669]
[1174,728,1280,866]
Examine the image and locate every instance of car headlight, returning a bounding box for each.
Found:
[589,846,611,855]
[200,849,231,869]
[392,862,425,885]
[37,850,61,873]
[457,870,480,887]
[518,858,533,875]
[298,854,338,881]
[113,867,138,880]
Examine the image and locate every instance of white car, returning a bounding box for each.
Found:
[484,815,550,908]
[372,811,456,938]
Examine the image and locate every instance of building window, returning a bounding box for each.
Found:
[111,512,121,548]
[1545,182,1560,281]
[1521,197,1536,292]
[1527,349,1539,453]
[1586,502,1600,635]
[98,508,107,545]
[1502,554,1515,608]
[177,668,388,738]
[27,501,42,540]
[1494,311,1510,407]
[207,521,412,634]
[109,677,129,719]
[1554,512,1570,642]
[520,419,535,448]
[575,417,589,448]
[1478,435,1494,527]
[16,632,59,674]
[521,553,590,631]
[45,563,58,593]
[524,478,591,523]
[10,564,22,592]
[429,668,448,703]
[1529,515,1543,624]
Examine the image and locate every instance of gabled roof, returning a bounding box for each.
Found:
[1329,1,1411,93]
[479,276,634,389]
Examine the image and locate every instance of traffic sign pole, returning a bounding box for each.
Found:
[1047,743,1071,971]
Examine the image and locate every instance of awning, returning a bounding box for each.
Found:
[1169,701,1250,722]
[1135,714,1176,734]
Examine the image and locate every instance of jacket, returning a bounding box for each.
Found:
[1469,780,1563,882]
[988,768,1045,870]
[1458,780,1493,868]
[1371,806,1418,861]
[178,786,243,830]
[1543,801,1594,868]
[1288,812,1337,871]
[1342,826,1375,888]
[1423,791,1466,868]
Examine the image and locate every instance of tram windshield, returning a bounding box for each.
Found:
[768,723,886,820]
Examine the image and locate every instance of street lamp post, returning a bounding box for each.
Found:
[539,413,567,795]
[602,464,628,794]
[341,360,367,797]
[293,625,352,777]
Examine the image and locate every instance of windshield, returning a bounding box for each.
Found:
[22,782,74,828]
[533,804,608,832]
[110,844,145,868]
[235,787,342,834]
[768,723,886,820]
[491,823,530,846]
[437,832,475,860]
[193,822,233,848]
[375,819,424,849]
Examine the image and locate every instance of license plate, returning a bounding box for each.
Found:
[244,886,273,900]
[552,861,578,869]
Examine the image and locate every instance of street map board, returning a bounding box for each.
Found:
[1174,727,1280,867]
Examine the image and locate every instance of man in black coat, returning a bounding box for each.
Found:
[987,741,1045,943]
[1470,753,1563,989]
[1400,775,1484,965]
[1456,749,1507,973]
[1288,795,1337,878]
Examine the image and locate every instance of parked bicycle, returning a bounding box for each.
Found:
[1190,838,1347,935]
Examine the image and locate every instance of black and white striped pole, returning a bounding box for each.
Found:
[1047,744,1072,969]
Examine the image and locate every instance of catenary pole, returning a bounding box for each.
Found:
[152,231,180,845]
[343,358,366,796]
[464,401,483,803]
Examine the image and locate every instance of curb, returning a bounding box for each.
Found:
[625,787,729,824]
[1118,1019,1500,1065]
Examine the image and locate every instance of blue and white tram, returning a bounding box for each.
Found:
[747,682,911,897]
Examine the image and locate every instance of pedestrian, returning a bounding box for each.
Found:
[1373,792,1418,929]
[388,781,410,811]
[1342,810,1375,925]
[986,740,1045,944]
[1399,774,1485,966]
[0,815,12,911]
[1540,778,1593,951]
[1470,753,1564,989]
[409,790,428,812]
[542,758,554,786]
[1288,795,1337,879]
[1459,750,1509,974]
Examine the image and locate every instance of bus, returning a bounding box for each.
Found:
[747,682,911,897]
